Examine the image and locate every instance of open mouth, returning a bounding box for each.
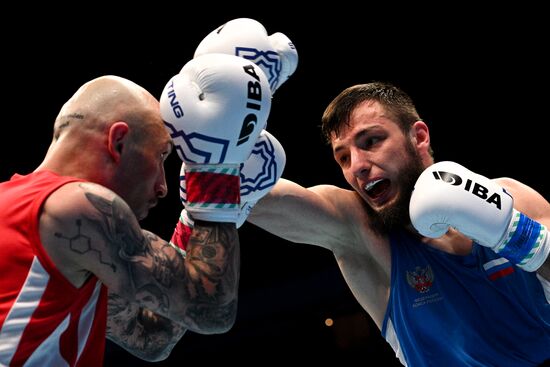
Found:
[364,178,390,200]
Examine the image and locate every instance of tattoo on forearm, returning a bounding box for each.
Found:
[186,299,238,330]
[107,293,185,358]
[186,223,238,295]
[181,222,239,327]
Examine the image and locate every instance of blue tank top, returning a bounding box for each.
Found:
[381,231,550,367]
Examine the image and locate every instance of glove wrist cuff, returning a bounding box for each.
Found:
[169,209,194,259]
[186,207,240,223]
[185,163,241,207]
[184,164,241,223]
[493,209,550,271]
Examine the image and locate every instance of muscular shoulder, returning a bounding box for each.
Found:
[495,177,549,222]
[42,181,138,233]
[44,181,123,217]
[40,181,140,284]
[309,185,364,218]
[495,177,546,204]
[309,184,381,250]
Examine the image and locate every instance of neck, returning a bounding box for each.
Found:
[36,136,111,185]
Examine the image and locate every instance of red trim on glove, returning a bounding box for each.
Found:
[186,171,240,204]
[170,219,192,252]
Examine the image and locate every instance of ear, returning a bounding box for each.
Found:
[410,120,430,151]
[108,122,129,162]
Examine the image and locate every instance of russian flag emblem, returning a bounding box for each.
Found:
[483,258,515,281]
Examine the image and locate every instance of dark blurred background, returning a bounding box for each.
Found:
[2,5,548,365]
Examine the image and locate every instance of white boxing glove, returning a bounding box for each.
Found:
[194,18,298,93]
[267,32,298,90]
[410,161,550,271]
[180,130,286,228]
[409,161,514,244]
[161,53,272,223]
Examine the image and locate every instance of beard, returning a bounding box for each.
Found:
[365,142,425,236]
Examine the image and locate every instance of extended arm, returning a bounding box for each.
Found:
[248,178,363,250]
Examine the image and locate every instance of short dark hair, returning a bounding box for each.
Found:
[321,82,421,143]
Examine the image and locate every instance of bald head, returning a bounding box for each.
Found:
[37,75,173,219]
[38,75,171,183]
[53,75,160,140]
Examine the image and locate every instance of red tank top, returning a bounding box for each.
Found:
[0,170,107,366]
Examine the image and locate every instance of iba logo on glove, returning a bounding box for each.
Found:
[432,171,505,210]
[236,64,264,146]
[160,53,271,165]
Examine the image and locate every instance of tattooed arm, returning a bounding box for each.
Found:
[106,293,187,361]
[39,181,240,361]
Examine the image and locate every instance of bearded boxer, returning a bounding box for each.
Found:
[248,82,550,366]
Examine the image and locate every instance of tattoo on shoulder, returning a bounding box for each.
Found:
[54,182,155,275]
[54,218,116,272]
[80,183,149,256]
[70,184,182,295]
